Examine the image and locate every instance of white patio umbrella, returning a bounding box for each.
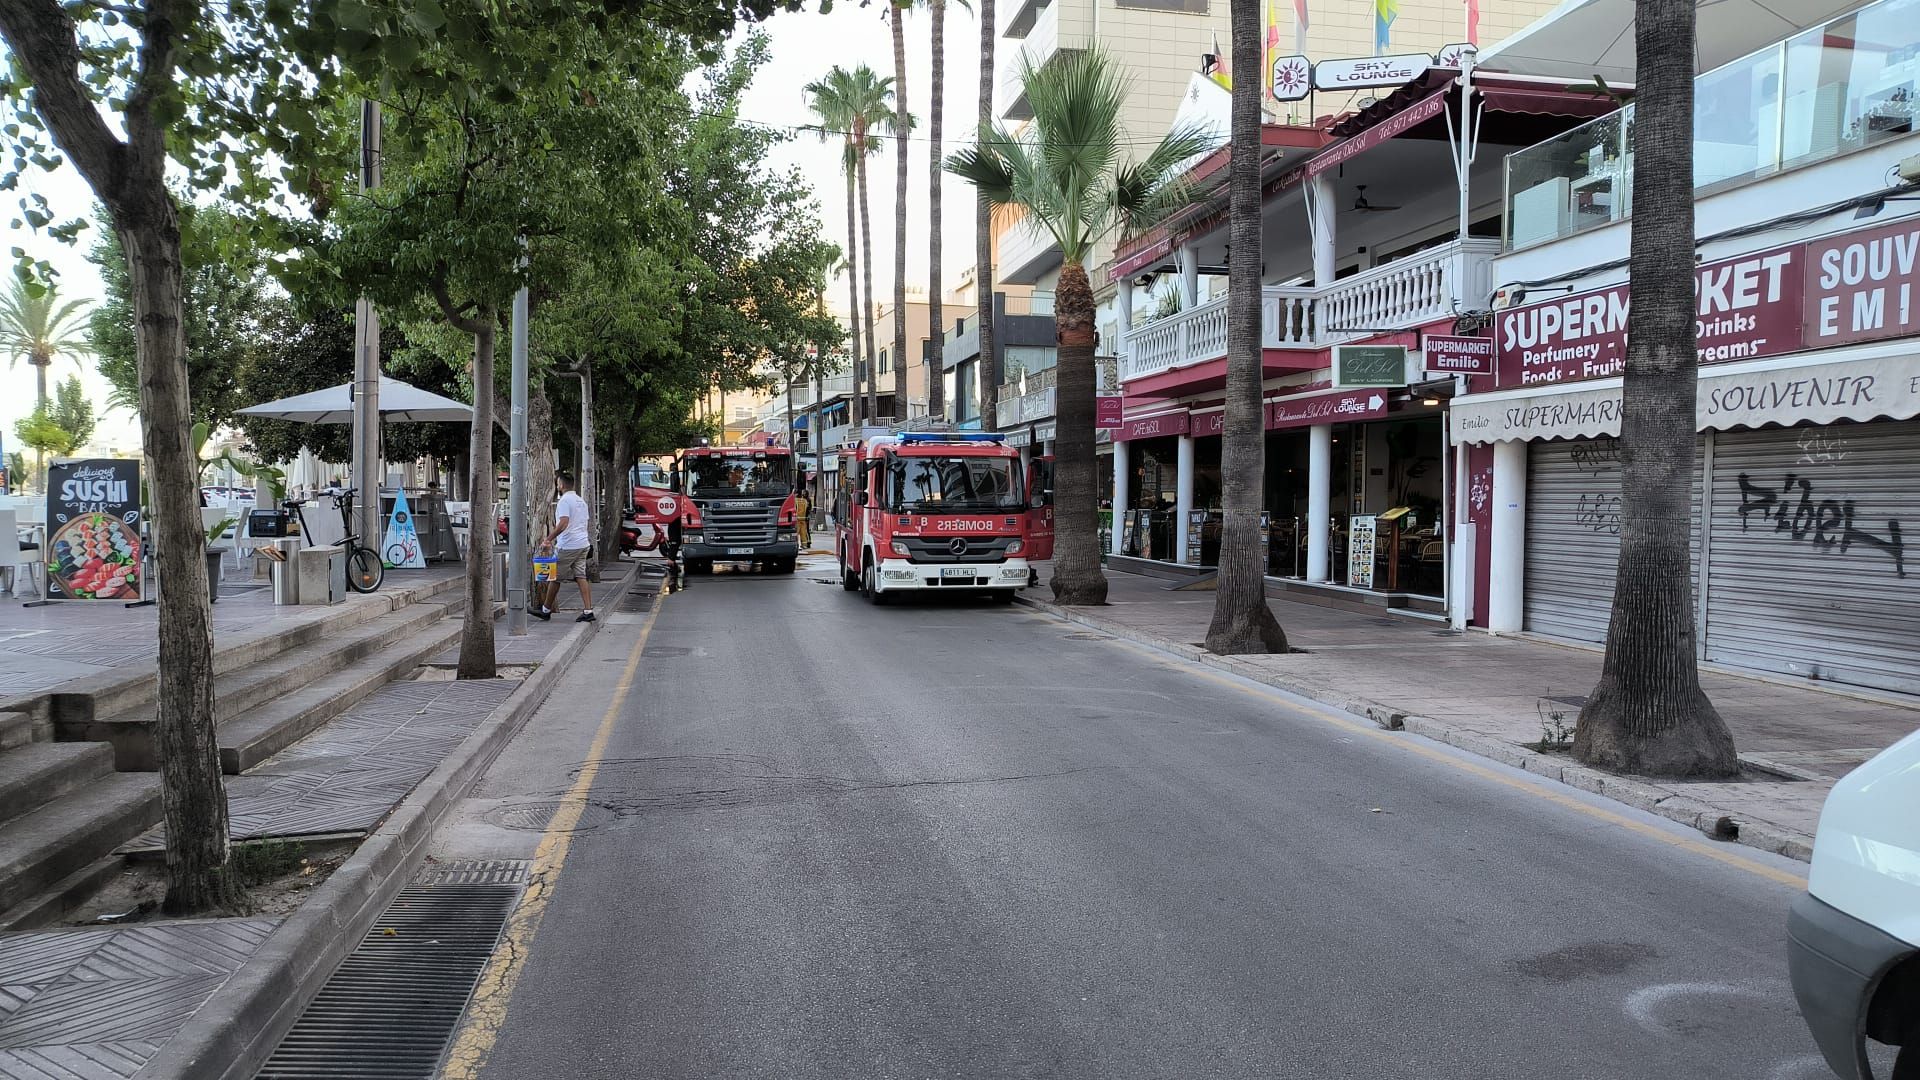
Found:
[235,374,474,424]
[1477,0,1868,85]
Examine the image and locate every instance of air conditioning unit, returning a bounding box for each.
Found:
[1898,152,1920,184]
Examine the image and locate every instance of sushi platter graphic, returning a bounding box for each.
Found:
[45,459,144,602]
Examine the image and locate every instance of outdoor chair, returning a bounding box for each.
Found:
[0,509,45,600]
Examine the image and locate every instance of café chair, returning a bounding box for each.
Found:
[0,509,45,600]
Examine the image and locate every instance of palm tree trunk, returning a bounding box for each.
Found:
[1572,0,1736,778]
[33,358,48,491]
[845,172,866,426]
[926,0,946,421]
[1206,0,1288,654]
[891,4,910,423]
[458,319,499,680]
[975,0,997,432]
[858,148,881,424]
[1050,261,1107,605]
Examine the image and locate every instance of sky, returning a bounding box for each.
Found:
[1,5,987,459]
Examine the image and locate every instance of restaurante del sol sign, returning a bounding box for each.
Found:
[1494,216,1920,386]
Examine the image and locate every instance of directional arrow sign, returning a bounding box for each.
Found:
[1368,393,1386,410]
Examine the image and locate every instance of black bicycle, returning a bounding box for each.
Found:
[283,490,385,593]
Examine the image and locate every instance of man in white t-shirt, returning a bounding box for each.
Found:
[532,471,594,623]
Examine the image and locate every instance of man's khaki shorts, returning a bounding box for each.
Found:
[554,547,590,581]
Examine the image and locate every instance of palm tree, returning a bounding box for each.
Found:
[890,0,910,422]
[948,50,1214,605]
[1204,0,1288,653]
[1,281,93,489]
[806,65,898,429]
[1571,0,1738,778]
[975,0,997,432]
[925,0,950,422]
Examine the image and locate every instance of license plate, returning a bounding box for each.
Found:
[727,547,755,555]
[940,568,974,579]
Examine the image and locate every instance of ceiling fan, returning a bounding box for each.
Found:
[1347,185,1401,213]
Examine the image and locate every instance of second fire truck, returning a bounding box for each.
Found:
[833,432,1052,603]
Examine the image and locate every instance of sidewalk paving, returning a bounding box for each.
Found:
[1020,568,1920,859]
[0,562,464,702]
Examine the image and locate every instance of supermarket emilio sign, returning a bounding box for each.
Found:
[1493,216,1920,387]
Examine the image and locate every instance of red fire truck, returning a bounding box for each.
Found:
[833,432,1052,603]
[632,444,801,574]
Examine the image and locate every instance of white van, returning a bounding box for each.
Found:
[1789,729,1920,1079]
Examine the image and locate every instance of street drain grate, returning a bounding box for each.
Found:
[617,587,658,613]
[1063,632,1106,640]
[417,859,532,886]
[255,882,521,1079]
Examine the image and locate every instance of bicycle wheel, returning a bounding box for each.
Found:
[346,545,385,593]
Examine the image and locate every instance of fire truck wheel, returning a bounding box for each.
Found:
[861,562,889,605]
[992,589,1017,604]
[841,562,859,591]
[687,559,712,576]
[774,558,797,574]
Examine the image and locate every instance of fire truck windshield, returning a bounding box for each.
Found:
[685,454,792,498]
[885,456,1021,512]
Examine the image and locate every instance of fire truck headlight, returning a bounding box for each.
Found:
[889,540,910,556]
[1005,539,1023,555]
[683,532,704,544]
[778,531,797,542]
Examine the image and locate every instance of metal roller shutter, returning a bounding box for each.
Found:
[1524,437,1703,643]
[1703,420,1920,694]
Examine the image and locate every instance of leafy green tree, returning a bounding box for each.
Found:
[90,204,271,428]
[48,374,96,452]
[947,50,1212,605]
[13,407,78,460]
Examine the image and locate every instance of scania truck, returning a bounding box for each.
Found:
[633,444,801,574]
[833,432,1049,603]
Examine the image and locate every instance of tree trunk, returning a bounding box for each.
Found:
[1573,0,1737,779]
[975,0,997,433]
[458,320,499,680]
[1206,0,1287,655]
[598,424,631,569]
[527,382,556,547]
[926,0,946,422]
[858,151,881,424]
[845,172,866,427]
[813,364,827,517]
[123,207,251,916]
[891,3,909,423]
[1050,261,1108,606]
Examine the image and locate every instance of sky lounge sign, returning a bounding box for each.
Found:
[1266,388,1389,430]
[1312,54,1432,92]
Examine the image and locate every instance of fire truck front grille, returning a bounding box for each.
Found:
[897,536,1016,564]
[701,504,778,545]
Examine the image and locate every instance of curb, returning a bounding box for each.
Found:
[1014,593,1815,865]
[134,565,645,1080]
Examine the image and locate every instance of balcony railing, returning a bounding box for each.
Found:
[1503,0,1920,251]
[1120,239,1499,383]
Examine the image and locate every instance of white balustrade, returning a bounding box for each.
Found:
[1119,239,1499,383]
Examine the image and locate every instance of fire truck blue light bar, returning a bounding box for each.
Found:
[896,432,1006,444]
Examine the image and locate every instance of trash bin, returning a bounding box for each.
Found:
[269,538,303,605]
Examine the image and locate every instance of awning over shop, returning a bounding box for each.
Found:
[1452,346,1920,444]
[1475,0,1867,84]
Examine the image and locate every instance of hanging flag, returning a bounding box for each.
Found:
[1206,33,1233,90]
[1374,0,1398,54]
[1463,0,1479,44]
[1264,0,1281,99]
[1293,0,1309,54]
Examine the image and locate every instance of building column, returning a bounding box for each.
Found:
[1306,423,1332,582]
[1310,174,1337,286]
[1111,439,1130,556]
[1176,244,1200,306]
[1174,434,1195,564]
[1488,438,1528,633]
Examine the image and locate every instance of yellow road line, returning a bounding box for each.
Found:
[439,591,665,1080]
[1131,643,1810,889]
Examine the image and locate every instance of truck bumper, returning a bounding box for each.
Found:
[681,541,800,562]
[874,558,1031,591]
[1788,892,1916,1079]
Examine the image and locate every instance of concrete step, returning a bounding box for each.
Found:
[61,599,459,771]
[35,572,465,733]
[219,613,466,774]
[0,743,116,827]
[0,773,160,915]
[0,712,35,752]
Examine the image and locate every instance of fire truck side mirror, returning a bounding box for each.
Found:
[854,490,870,507]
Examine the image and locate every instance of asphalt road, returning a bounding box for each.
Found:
[455,558,1837,1080]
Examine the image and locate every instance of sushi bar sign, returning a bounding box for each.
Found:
[46,459,143,602]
